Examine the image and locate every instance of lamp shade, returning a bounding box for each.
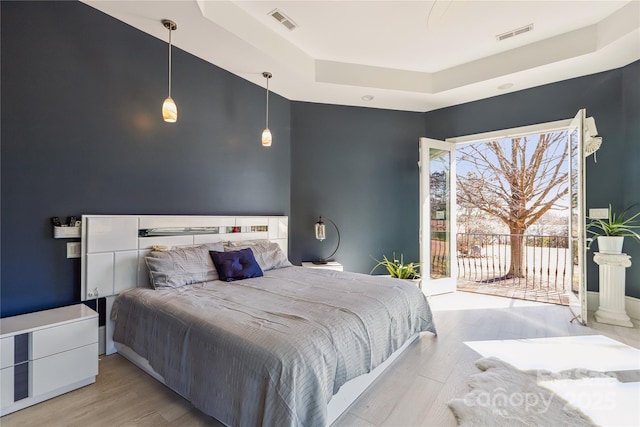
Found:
[313,216,339,264]
[162,96,178,122]
[315,218,326,241]
[262,128,272,147]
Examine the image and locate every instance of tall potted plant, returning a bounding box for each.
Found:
[587,204,640,253]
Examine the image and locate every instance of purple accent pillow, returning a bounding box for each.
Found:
[209,248,263,282]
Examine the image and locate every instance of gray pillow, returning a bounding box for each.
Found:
[224,240,291,271]
[146,242,224,289]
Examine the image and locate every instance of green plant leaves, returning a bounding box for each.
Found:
[586,204,640,246]
[370,253,421,279]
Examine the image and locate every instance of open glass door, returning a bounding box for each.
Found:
[568,109,588,325]
[419,137,457,295]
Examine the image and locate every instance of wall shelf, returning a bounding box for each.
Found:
[53,226,81,239]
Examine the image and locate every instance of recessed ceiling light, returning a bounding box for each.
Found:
[362,95,374,101]
[498,83,514,90]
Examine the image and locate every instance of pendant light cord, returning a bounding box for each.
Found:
[168,28,172,98]
[265,75,269,129]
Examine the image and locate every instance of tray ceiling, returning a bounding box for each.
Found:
[83,0,639,112]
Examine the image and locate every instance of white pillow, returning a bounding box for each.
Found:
[145,242,224,289]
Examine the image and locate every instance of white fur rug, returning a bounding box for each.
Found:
[448,357,601,426]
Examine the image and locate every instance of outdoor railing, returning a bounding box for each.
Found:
[455,233,572,292]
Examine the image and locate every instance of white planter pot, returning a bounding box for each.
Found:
[407,278,422,289]
[597,236,624,254]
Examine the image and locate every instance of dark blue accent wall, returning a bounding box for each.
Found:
[1,1,290,317]
[290,103,425,273]
[2,1,637,318]
[422,65,639,298]
[621,61,640,297]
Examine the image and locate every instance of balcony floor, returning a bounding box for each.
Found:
[456,278,570,305]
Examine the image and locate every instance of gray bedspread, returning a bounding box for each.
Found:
[111,266,436,427]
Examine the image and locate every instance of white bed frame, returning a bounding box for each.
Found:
[81,214,419,426]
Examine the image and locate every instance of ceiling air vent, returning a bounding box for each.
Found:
[269,9,297,31]
[496,24,533,41]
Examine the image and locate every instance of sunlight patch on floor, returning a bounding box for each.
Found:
[540,376,640,427]
[464,335,640,426]
[464,335,640,372]
[428,290,549,312]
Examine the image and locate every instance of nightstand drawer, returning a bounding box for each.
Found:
[0,367,13,409]
[31,318,97,360]
[0,337,14,369]
[31,343,98,396]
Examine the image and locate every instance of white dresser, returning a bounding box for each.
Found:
[0,304,98,416]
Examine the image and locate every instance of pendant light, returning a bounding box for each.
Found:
[261,72,272,146]
[162,19,178,123]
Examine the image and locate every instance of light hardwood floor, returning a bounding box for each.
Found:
[2,292,638,427]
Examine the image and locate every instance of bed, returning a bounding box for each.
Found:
[81,215,436,427]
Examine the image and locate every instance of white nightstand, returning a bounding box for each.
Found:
[301,262,344,271]
[0,304,98,416]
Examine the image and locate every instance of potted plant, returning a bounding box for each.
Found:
[587,204,640,254]
[370,253,421,286]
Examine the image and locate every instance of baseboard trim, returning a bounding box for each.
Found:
[587,291,640,321]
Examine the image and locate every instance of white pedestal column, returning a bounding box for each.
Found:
[593,252,633,327]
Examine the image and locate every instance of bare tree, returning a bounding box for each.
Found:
[457,132,568,277]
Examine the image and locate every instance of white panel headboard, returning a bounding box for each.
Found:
[80,215,289,301]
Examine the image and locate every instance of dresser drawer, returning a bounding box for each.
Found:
[31,318,97,360]
[0,366,14,410]
[0,337,14,369]
[31,343,98,396]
